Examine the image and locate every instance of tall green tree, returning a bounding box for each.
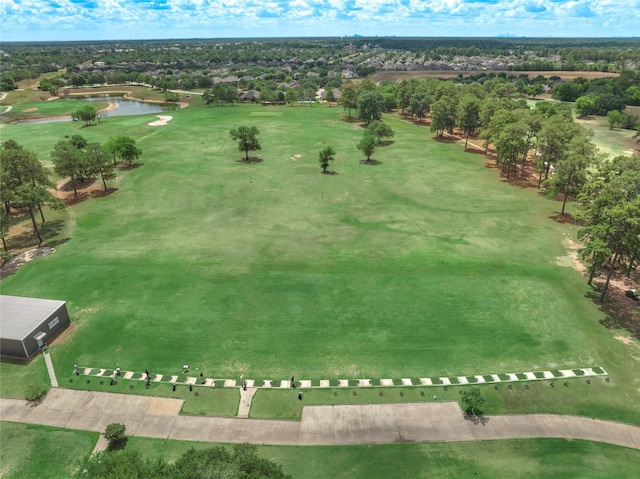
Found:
[494,121,529,178]
[430,95,458,138]
[457,94,481,149]
[367,120,394,143]
[202,89,215,106]
[229,125,261,162]
[357,90,384,125]
[546,128,598,215]
[318,145,336,173]
[574,95,596,117]
[86,142,116,190]
[536,115,582,189]
[408,91,430,123]
[577,153,640,301]
[340,81,358,119]
[72,105,98,125]
[15,183,61,246]
[51,140,84,198]
[357,132,379,163]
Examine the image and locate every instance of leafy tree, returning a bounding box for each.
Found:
[525,83,544,98]
[0,209,9,251]
[104,423,126,447]
[340,81,358,119]
[594,92,626,116]
[607,110,625,129]
[318,146,336,173]
[493,121,529,178]
[577,153,640,301]
[72,105,98,125]
[367,120,394,143]
[105,136,142,167]
[536,114,582,188]
[325,87,335,104]
[164,92,180,102]
[430,95,458,138]
[229,125,261,162]
[86,143,116,189]
[357,132,379,163]
[574,95,596,117]
[409,91,430,122]
[70,134,88,150]
[202,89,215,106]
[461,388,484,417]
[1,140,50,213]
[51,140,84,197]
[74,444,291,478]
[357,90,384,125]
[457,94,481,149]
[16,183,61,245]
[546,127,598,215]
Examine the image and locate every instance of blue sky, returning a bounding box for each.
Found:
[1,0,639,42]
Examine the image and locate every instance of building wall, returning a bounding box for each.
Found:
[0,338,28,358]
[19,303,70,359]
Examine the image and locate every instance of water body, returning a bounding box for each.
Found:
[82,95,178,117]
[24,95,178,124]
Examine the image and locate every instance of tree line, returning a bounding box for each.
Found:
[75,443,291,479]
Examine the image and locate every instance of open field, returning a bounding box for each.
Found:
[371,70,621,83]
[0,422,98,479]
[2,422,638,479]
[576,113,640,158]
[0,99,639,425]
[0,99,109,123]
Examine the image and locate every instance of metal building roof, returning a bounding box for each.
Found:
[0,295,66,341]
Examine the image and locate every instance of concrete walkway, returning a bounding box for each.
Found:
[1,389,638,449]
[42,350,59,388]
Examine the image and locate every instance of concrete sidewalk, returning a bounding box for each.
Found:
[1,389,638,449]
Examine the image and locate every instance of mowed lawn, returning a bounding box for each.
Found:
[0,103,611,383]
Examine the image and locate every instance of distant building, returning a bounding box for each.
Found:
[0,295,70,359]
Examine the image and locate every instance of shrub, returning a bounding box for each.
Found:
[103,423,126,445]
[25,383,47,402]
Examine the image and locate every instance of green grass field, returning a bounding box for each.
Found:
[2,422,639,479]
[0,99,109,123]
[1,99,639,424]
[0,422,98,479]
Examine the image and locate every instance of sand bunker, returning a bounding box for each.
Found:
[148,115,173,126]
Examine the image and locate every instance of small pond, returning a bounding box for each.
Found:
[81,94,179,117]
[23,95,179,124]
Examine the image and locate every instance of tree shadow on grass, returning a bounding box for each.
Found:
[58,177,96,192]
[379,140,395,147]
[548,212,582,225]
[107,438,128,451]
[587,288,640,339]
[6,220,63,251]
[235,157,263,164]
[359,159,382,165]
[322,170,339,175]
[117,162,143,171]
[91,188,118,199]
[464,414,490,426]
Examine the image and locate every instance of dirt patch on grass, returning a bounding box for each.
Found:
[0,246,56,280]
[52,321,78,345]
[615,335,634,346]
[54,178,118,207]
[23,107,39,112]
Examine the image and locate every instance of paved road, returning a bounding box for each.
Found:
[1,389,638,449]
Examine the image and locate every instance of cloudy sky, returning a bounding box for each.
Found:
[1,0,639,42]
